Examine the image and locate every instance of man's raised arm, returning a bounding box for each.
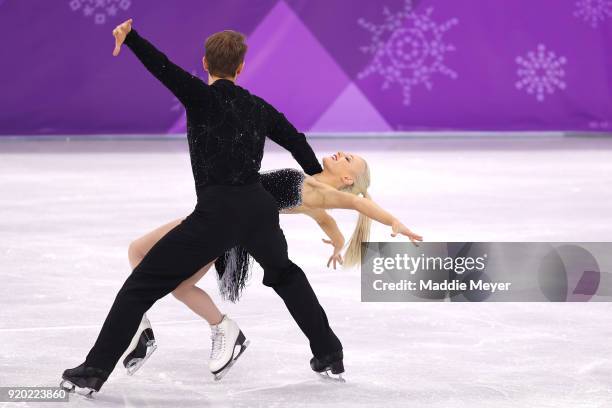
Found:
[112,19,207,106]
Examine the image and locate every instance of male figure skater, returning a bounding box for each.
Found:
[60,18,343,395]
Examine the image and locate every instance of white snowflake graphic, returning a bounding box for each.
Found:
[357,0,458,106]
[515,44,567,102]
[69,0,131,25]
[574,0,612,28]
[588,120,611,129]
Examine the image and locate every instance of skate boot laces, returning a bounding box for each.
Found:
[210,326,226,361]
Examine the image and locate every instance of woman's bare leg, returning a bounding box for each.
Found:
[128,219,223,325]
[172,265,223,325]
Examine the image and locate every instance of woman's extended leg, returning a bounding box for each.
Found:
[128,219,223,325]
[126,219,248,380]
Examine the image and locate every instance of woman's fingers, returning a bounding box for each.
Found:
[402,229,423,241]
[327,254,344,269]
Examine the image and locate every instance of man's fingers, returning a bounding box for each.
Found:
[112,28,122,56]
[111,18,133,57]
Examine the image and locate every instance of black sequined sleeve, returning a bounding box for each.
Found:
[124,29,208,106]
[266,107,323,176]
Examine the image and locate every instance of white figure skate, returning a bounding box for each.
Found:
[209,315,249,381]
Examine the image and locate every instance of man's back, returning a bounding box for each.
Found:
[185,79,278,187]
[124,30,322,188]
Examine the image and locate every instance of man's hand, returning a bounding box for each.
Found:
[322,238,344,270]
[391,220,423,246]
[112,18,133,56]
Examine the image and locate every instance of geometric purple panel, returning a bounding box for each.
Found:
[1,0,611,134]
[239,1,350,131]
[311,83,392,132]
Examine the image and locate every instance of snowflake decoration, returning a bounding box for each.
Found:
[357,0,458,106]
[69,0,131,25]
[515,44,567,102]
[574,0,612,28]
[588,120,611,129]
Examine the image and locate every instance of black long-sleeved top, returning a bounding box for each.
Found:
[124,30,323,187]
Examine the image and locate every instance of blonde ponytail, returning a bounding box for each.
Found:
[340,162,372,268]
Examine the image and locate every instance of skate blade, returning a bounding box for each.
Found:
[213,339,250,381]
[317,371,346,383]
[59,379,97,399]
[126,341,158,376]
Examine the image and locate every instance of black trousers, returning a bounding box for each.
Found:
[85,182,342,372]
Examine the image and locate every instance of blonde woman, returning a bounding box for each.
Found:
[124,151,422,380]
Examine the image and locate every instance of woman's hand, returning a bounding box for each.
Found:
[391,220,423,246]
[322,238,344,269]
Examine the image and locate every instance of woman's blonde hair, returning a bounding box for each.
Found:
[340,161,372,267]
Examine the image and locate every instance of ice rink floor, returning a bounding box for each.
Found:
[1,136,612,407]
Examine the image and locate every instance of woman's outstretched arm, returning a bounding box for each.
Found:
[319,188,423,244]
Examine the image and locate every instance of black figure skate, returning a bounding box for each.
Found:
[60,363,110,398]
[310,350,345,383]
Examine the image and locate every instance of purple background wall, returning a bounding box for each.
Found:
[1,0,611,135]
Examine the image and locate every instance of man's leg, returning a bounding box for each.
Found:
[242,223,342,358]
[84,211,232,373]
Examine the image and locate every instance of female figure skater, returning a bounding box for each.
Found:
[124,151,423,380]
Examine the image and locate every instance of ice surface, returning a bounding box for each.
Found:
[0,137,611,407]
